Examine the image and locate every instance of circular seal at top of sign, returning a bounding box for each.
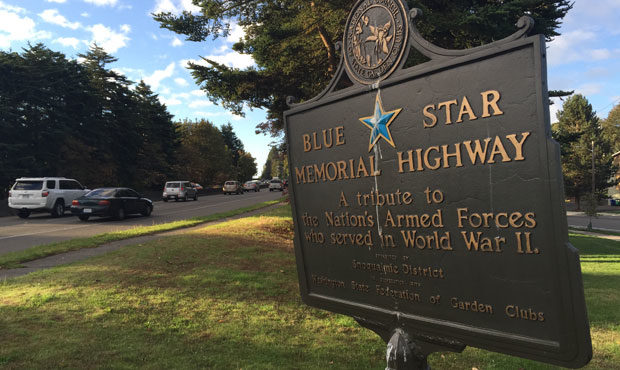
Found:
[343,0,409,85]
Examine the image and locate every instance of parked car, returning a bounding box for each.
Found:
[243,181,259,192]
[191,182,203,191]
[8,177,89,218]
[71,187,153,221]
[222,181,243,195]
[269,179,283,191]
[162,181,198,201]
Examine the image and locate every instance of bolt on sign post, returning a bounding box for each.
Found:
[284,0,592,368]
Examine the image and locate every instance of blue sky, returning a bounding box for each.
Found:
[1,0,619,173]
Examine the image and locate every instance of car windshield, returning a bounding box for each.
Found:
[13,181,43,190]
[225,181,236,186]
[166,182,180,188]
[85,188,117,197]
[271,180,281,183]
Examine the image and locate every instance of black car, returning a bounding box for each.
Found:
[71,187,153,221]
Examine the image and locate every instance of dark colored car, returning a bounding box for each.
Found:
[70,187,153,221]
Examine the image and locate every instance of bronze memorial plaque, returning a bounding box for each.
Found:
[284,0,592,367]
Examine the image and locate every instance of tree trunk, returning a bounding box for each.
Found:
[310,2,337,74]
[317,25,337,74]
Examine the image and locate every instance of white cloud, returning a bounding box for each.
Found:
[174,77,188,86]
[87,23,130,53]
[0,6,52,48]
[171,36,182,47]
[46,0,67,3]
[120,24,131,33]
[226,22,246,43]
[205,51,254,69]
[152,0,200,14]
[547,30,597,66]
[159,96,182,106]
[189,100,213,109]
[174,92,190,99]
[81,12,89,17]
[84,0,118,6]
[190,89,203,97]
[144,62,175,90]
[549,98,562,123]
[576,83,603,96]
[54,37,81,48]
[590,48,611,60]
[39,9,81,29]
[0,1,25,13]
[150,33,158,40]
[181,51,254,70]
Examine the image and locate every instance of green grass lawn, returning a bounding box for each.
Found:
[0,206,618,369]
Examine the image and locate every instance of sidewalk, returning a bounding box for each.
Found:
[0,203,284,280]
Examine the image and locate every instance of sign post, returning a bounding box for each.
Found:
[284,1,592,368]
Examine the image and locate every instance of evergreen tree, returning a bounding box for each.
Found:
[78,44,141,186]
[134,80,178,189]
[154,0,572,136]
[552,95,616,209]
[602,103,620,153]
[220,123,244,167]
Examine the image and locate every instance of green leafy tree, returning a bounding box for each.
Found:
[154,0,572,137]
[552,95,617,209]
[237,152,258,182]
[263,145,289,179]
[175,119,233,185]
[261,158,272,179]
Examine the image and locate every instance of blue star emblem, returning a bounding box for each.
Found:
[359,92,402,152]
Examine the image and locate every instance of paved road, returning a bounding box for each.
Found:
[0,190,282,255]
[566,212,620,233]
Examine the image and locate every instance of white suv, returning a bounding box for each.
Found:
[8,177,89,218]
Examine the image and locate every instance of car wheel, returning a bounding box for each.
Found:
[163,198,168,202]
[17,210,31,219]
[141,205,153,217]
[183,194,188,201]
[114,207,125,221]
[193,193,198,201]
[79,215,90,221]
[51,200,65,217]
